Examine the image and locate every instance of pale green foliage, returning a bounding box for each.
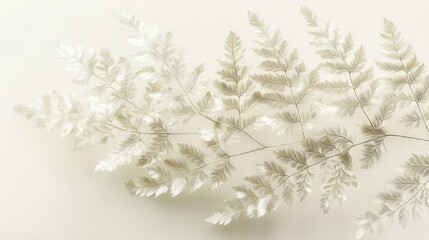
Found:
[14,8,429,239]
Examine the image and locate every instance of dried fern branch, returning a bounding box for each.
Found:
[249,11,317,138]
[377,19,429,132]
[301,7,377,127]
[14,8,429,239]
[356,19,429,238]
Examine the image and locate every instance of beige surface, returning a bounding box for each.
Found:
[2,0,429,239]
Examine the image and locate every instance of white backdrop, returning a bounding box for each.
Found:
[2,0,429,239]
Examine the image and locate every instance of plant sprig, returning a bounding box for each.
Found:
[14,8,429,239]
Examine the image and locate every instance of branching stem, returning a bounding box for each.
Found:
[152,48,265,148]
[88,69,156,121]
[376,177,429,224]
[260,133,429,200]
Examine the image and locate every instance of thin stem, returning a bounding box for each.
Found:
[68,113,199,136]
[90,119,141,134]
[385,134,429,142]
[288,86,306,138]
[241,131,266,148]
[348,71,375,128]
[407,84,429,132]
[230,141,300,158]
[67,112,140,134]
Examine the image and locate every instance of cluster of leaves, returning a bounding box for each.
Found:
[356,19,429,238]
[15,8,429,239]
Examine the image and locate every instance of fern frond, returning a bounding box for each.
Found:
[320,160,357,213]
[209,158,235,189]
[253,91,293,108]
[249,11,316,137]
[295,170,313,202]
[360,138,385,169]
[324,128,353,150]
[333,96,360,116]
[16,10,429,239]
[207,174,280,225]
[371,97,396,128]
[260,161,288,182]
[129,145,213,197]
[378,19,429,132]
[95,134,144,171]
[302,7,377,127]
[358,154,429,238]
[51,43,96,84]
[274,149,308,170]
[315,79,351,94]
[214,31,261,143]
[403,154,429,176]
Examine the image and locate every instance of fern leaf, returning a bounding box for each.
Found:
[392,175,422,193]
[244,175,273,193]
[371,97,396,128]
[303,137,333,160]
[315,80,351,94]
[251,73,288,90]
[253,92,293,108]
[178,144,206,166]
[352,68,374,89]
[260,161,288,182]
[196,92,214,113]
[295,171,312,201]
[209,159,235,189]
[402,111,422,128]
[302,7,377,128]
[126,166,171,197]
[320,164,357,213]
[274,111,301,125]
[360,138,385,169]
[205,199,244,225]
[51,43,96,84]
[403,154,429,176]
[360,153,429,238]
[95,134,144,171]
[275,149,308,170]
[333,97,360,116]
[324,128,353,150]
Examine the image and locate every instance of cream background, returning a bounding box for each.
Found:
[2,0,429,239]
